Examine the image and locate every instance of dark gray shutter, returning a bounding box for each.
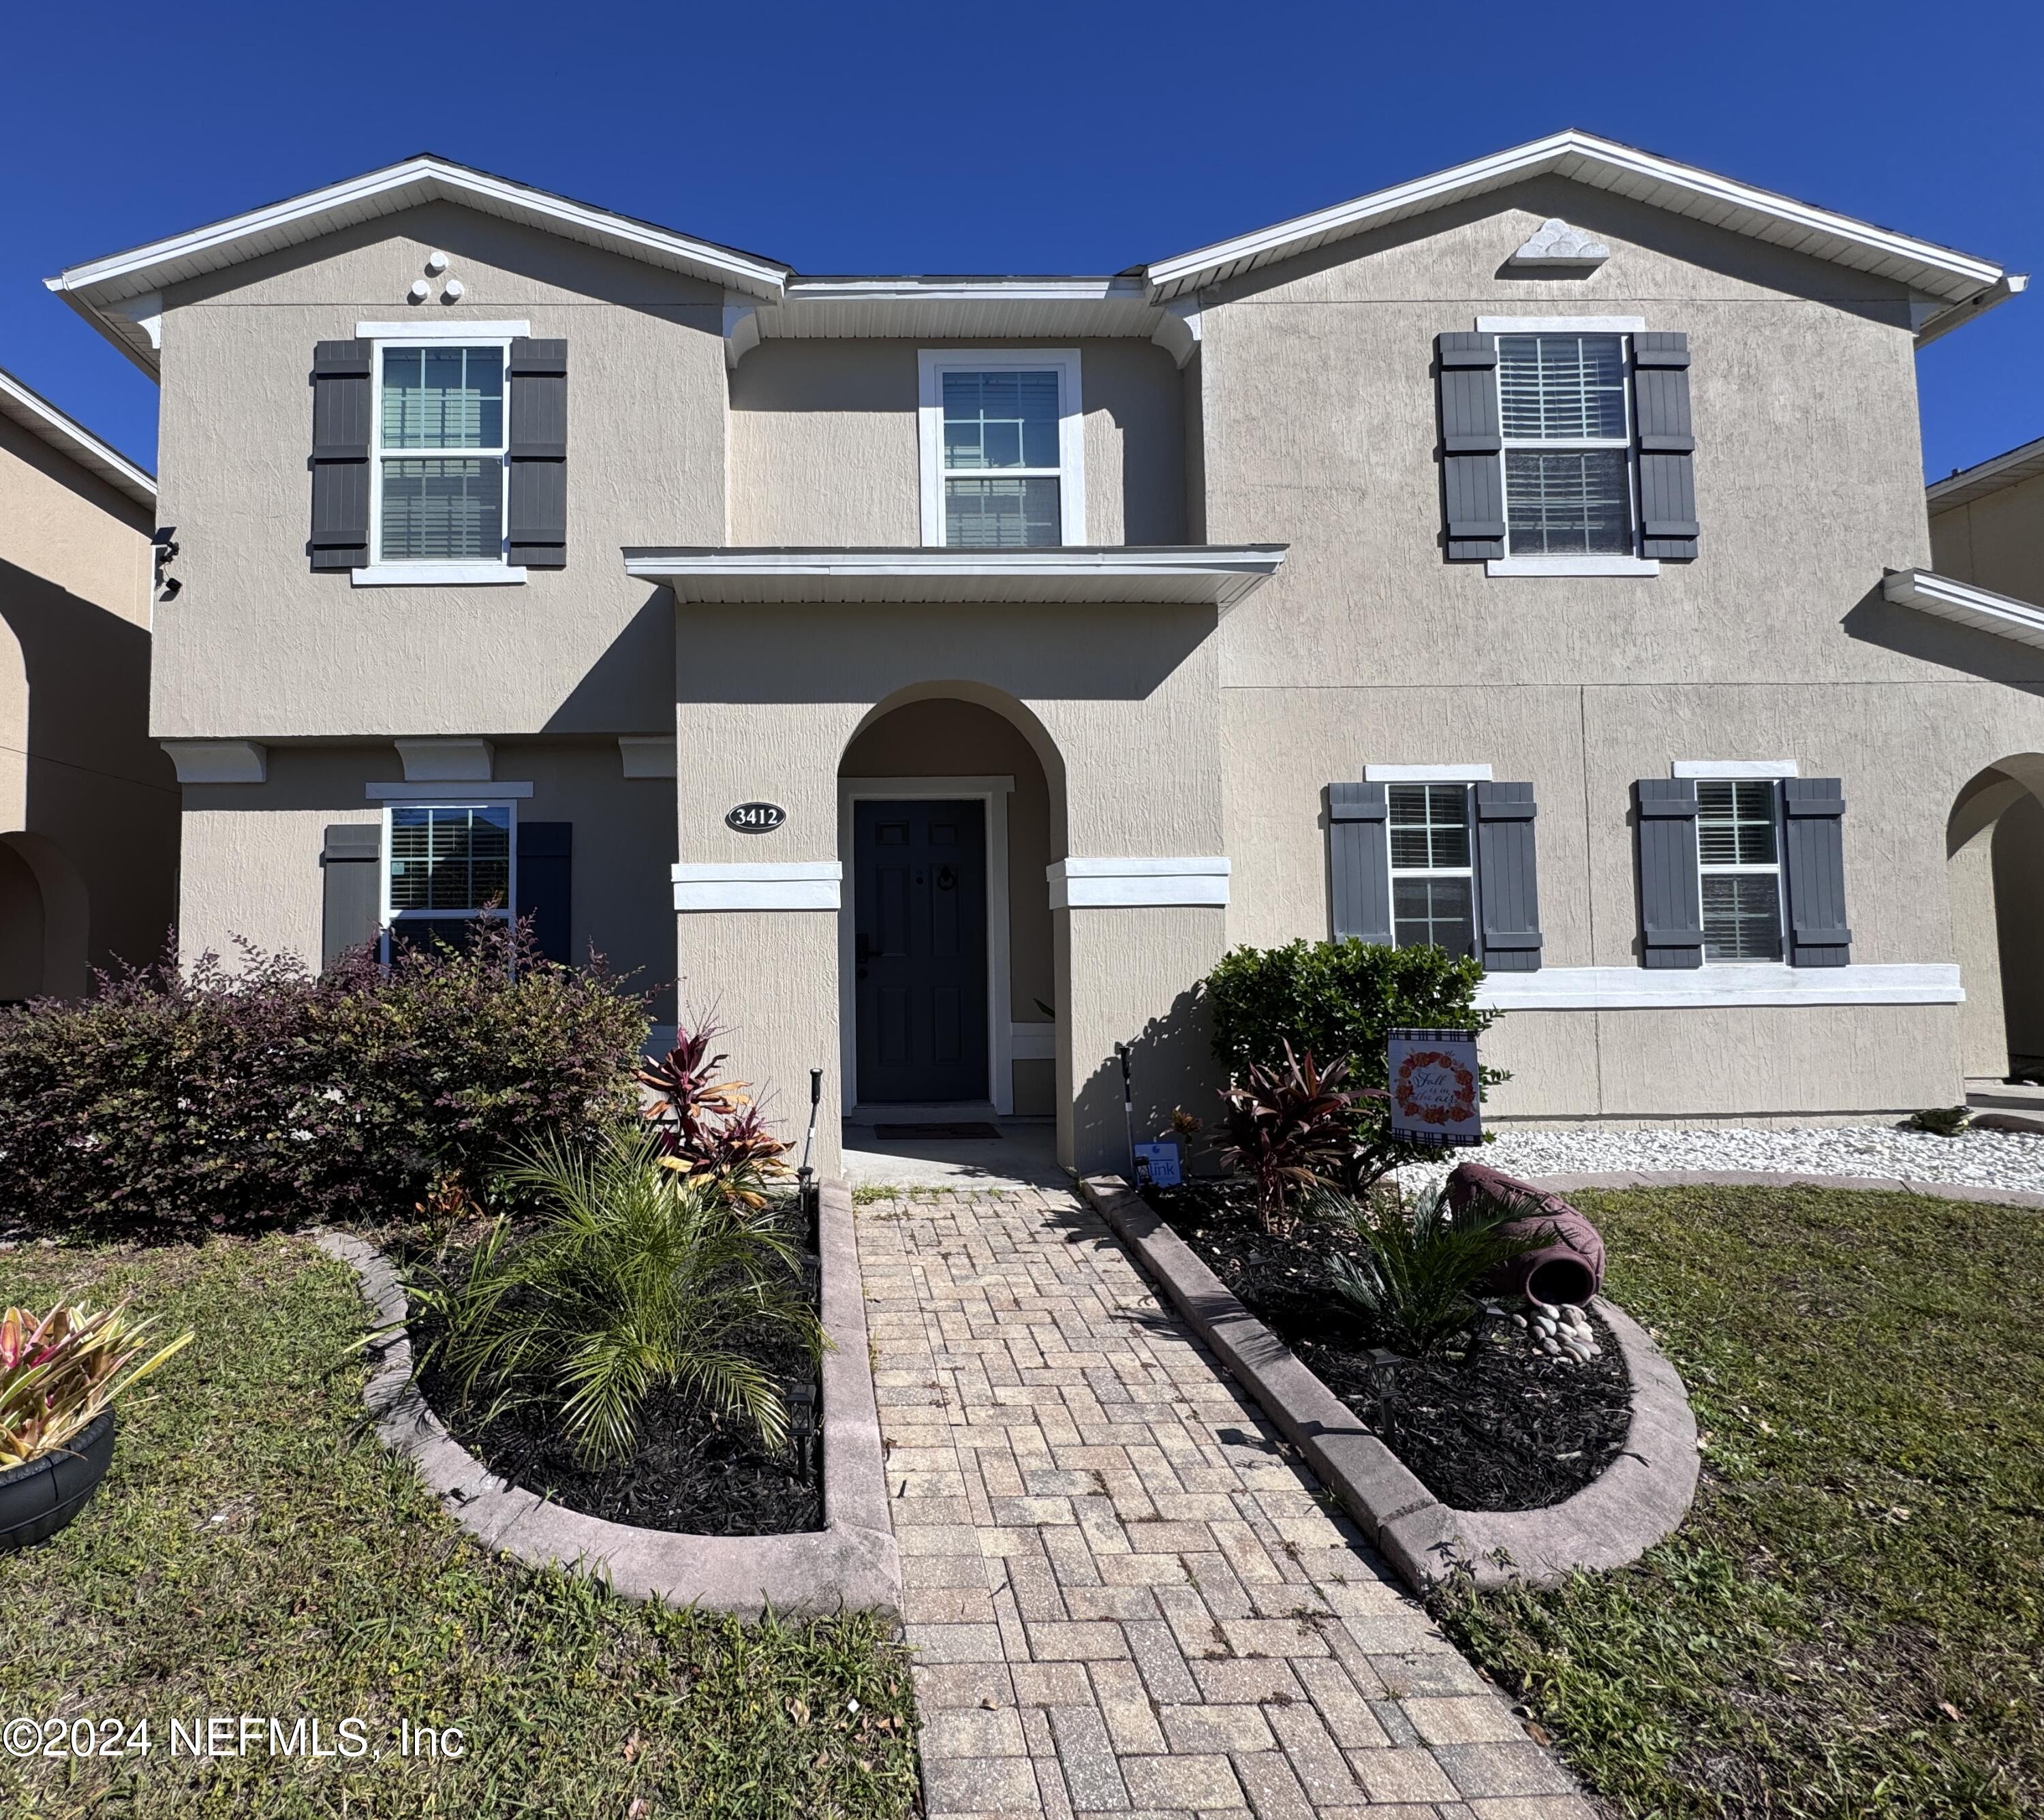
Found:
[1635,780,1703,969]
[1633,333,1698,561]
[1327,783,1392,944]
[321,823,382,964]
[516,821,573,965]
[508,338,568,568]
[309,341,371,571]
[1438,333,1505,561]
[1474,782,1541,972]
[1782,778,1849,968]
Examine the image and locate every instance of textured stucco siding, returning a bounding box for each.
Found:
[1930,469,2044,608]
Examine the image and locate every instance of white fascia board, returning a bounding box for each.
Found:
[1671,759,1799,780]
[0,367,155,507]
[1478,962,1961,1011]
[1365,763,1494,782]
[1143,129,2008,318]
[1047,857,1229,909]
[356,318,530,340]
[783,277,1145,306]
[1883,567,2044,652]
[672,861,841,912]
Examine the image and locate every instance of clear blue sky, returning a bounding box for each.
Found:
[6,0,2039,482]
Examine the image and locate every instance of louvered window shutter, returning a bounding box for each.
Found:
[516,821,574,964]
[1327,783,1392,943]
[1782,779,1850,967]
[321,824,382,965]
[309,341,372,571]
[508,338,568,568]
[1438,334,1504,560]
[1635,780,1704,968]
[1474,782,1542,972]
[1632,333,1698,560]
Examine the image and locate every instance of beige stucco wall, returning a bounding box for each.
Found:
[152,201,724,740]
[728,338,1186,546]
[0,414,176,987]
[1930,470,2044,607]
[178,741,677,1021]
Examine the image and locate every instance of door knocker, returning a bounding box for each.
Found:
[935,865,957,891]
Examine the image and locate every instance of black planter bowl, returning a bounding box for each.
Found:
[0,1408,117,1552]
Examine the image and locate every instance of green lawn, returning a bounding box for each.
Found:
[0,1235,920,1820]
[1429,1184,2043,1820]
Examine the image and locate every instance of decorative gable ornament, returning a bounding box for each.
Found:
[1508,219,1611,269]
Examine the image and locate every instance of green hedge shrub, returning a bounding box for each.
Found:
[1203,939,1503,1186]
[0,923,647,1239]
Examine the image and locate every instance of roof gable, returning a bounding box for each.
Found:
[0,367,154,508]
[1144,130,2017,344]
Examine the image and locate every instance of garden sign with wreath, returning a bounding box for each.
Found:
[1386,1027,1482,1147]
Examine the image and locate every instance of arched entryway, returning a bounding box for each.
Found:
[837,689,1064,1122]
[1949,757,2044,1083]
[0,831,89,1003]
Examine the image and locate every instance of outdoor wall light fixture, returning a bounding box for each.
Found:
[151,526,181,602]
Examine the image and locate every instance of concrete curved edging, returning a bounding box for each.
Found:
[1079,1175,1698,1593]
[316,1179,901,1618]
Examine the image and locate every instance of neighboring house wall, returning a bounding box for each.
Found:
[1930,468,2044,606]
[0,410,175,992]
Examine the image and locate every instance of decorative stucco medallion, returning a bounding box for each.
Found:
[1509,218,1611,268]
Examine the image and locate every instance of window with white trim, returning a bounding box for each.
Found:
[1696,780,1783,962]
[1388,784,1475,957]
[918,350,1084,546]
[1498,333,1635,557]
[374,345,508,564]
[382,801,514,959]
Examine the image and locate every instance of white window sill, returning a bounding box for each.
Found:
[1485,555,1660,578]
[351,563,527,588]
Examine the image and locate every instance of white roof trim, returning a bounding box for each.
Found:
[1145,129,2014,342]
[48,155,791,373]
[1883,567,2044,652]
[622,544,1287,610]
[0,367,155,508]
[1927,434,2044,510]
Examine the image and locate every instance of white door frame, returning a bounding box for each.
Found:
[839,775,1015,1115]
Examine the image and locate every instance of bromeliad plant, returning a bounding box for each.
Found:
[1325,1184,1547,1357]
[0,1299,192,1469]
[637,1017,791,1207]
[409,1124,822,1468]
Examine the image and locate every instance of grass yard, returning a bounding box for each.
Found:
[1430,1184,2043,1820]
[0,1234,920,1820]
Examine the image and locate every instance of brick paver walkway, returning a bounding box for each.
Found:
[857,1186,1591,1820]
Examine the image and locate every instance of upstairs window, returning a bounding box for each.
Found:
[375,345,507,564]
[383,802,513,959]
[1498,333,1633,557]
[1388,784,1475,957]
[918,350,1085,547]
[1696,780,1783,961]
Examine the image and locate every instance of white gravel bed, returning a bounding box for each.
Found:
[1391,1120,2044,1197]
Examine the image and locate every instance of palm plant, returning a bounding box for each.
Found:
[409,1124,822,1467]
[0,1298,191,1469]
[1325,1184,1548,1357]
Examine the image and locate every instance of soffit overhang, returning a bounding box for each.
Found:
[1883,566,2044,651]
[621,544,1286,609]
[0,366,153,508]
[1927,435,2044,511]
[1143,129,2017,346]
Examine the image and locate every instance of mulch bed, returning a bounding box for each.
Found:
[1145,1180,1633,1512]
[407,1234,824,1538]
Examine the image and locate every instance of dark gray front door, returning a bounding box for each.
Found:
[854,798,988,1103]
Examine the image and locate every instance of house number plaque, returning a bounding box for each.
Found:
[726,802,786,833]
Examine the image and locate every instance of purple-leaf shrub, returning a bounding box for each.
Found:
[0,920,647,1239]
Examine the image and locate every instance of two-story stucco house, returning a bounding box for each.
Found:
[45,130,2037,1172]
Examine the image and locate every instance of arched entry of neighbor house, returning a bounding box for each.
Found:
[837,686,1066,1117]
[1949,756,2044,1084]
[0,831,89,1002]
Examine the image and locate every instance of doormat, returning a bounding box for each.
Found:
[872,1122,1004,1141]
